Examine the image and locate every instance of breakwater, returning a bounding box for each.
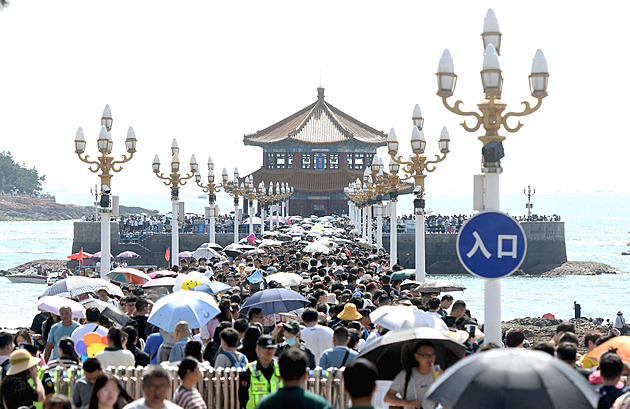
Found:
[71,221,566,274]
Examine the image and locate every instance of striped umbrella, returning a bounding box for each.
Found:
[42,276,123,298]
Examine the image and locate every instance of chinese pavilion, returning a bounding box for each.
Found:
[243,87,387,217]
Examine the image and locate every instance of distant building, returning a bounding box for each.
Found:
[243,87,386,217]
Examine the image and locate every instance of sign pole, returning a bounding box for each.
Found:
[484,171,501,345]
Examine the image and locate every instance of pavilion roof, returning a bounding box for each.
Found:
[243,87,387,147]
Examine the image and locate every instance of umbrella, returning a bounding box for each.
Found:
[115,251,141,259]
[198,242,223,251]
[390,269,416,281]
[36,296,86,319]
[142,277,177,288]
[67,249,93,260]
[415,279,467,293]
[106,267,150,284]
[587,336,630,364]
[148,270,178,279]
[178,251,195,259]
[189,281,234,295]
[356,239,376,249]
[400,280,421,291]
[42,276,123,298]
[263,312,299,327]
[92,251,114,260]
[240,288,309,316]
[425,349,599,409]
[303,242,330,254]
[370,306,449,332]
[79,298,131,326]
[265,216,288,224]
[192,246,222,260]
[241,217,263,225]
[266,272,303,288]
[358,327,466,380]
[148,290,220,332]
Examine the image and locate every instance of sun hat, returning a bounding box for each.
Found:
[96,286,111,295]
[326,293,338,305]
[7,349,40,375]
[337,303,362,321]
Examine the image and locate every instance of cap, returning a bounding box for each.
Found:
[257,335,277,348]
[282,320,301,334]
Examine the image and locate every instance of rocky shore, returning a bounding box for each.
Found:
[0,259,70,276]
[0,195,159,221]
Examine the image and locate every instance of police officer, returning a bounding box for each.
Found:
[238,335,283,409]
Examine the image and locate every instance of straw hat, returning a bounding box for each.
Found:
[7,349,40,375]
[337,303,362,321]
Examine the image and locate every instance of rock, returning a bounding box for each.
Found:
[0,259,70,275]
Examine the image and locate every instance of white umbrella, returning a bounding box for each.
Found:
[303,241,330,254]
[370,305,449,331]
[42,276,123,298]
[415,279,467,293]
[148,290,220,332]
[266,272,303,287]
[36,296,86,319]
[192,245,222,260]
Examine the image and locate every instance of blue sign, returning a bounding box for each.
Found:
[314,154,325,170]
[456,211,527,279]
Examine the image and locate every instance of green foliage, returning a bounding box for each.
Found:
[0,151,45,194]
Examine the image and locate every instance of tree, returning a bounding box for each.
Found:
[0,151,46,194]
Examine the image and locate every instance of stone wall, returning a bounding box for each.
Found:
[72,221,567,273]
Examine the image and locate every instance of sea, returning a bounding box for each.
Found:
[2,191,630,330]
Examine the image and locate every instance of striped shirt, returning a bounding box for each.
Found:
[173,386,207,409]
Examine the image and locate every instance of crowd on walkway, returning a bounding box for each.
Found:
[0,215,621,409]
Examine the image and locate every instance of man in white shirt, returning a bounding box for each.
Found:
[299,308,333,367]
[71,307,108,344]
[123,366,183,409]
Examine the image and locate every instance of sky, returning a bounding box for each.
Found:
[1,1,629,213]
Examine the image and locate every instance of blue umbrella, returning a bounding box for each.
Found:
[148,290,220,332]
[189,281,234,296]
[240,288,309,316]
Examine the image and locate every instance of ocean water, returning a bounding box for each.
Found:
[2,192,630,329]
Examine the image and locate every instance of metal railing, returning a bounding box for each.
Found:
[49,365,350,409]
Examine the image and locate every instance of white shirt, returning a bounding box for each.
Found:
[71,323,109,344]
[300,325,334,366]
[123,398,183,409]
[94,349,135,369]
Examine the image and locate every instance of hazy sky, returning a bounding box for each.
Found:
[1,1,628,208]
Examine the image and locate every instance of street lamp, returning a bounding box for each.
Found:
[242,176,259,235]
[256,181,272,235]
[436,8,549,345]
[153,139,197,266]
[524,184,536,218]
[195,157,227,244]
[223,170,247,244]
[74,105,137,278]
[387,106,451,282]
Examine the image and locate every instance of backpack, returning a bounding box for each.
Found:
[220,351,247,369]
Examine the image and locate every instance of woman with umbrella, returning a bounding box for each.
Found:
[383,341,441,409]
[274,320,316,369]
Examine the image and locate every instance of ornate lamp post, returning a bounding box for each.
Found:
[243,176,258,235]
[195,157,227,244]
[367,157,391,250]
[386,158,405,269]
[74,105,137,278]
[435,8,549,344]
[524,185,536,218]
[223,169,246,244]
[152,139,197,266]
[387,105,451,282]
[256,182,271,235]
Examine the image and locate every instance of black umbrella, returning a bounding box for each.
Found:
[240,288,309,316]
[358,327,466,380]
[425,349,599,409]
[80,298,131,326]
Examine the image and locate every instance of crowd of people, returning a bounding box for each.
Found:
[0,215,623,409]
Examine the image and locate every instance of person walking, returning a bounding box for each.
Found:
[254,349,332,409]
[72,358,102,409]
[384,341,441,409]
[87,373,131,409]
[319,326,358,370]
[95,328,135,369]
[615,312,626,335]
[343,358,379,409]
[173,357,207,409]
[0,349,46,409]
[238,335,282,409]
[122,366,183,409]
[169,322,192,363]
[44,306,81,363]
[299,308,333,367]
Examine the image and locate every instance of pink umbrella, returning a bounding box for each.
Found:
[247,233,256,245]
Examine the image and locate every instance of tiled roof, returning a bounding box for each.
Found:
[243,87,386,146]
